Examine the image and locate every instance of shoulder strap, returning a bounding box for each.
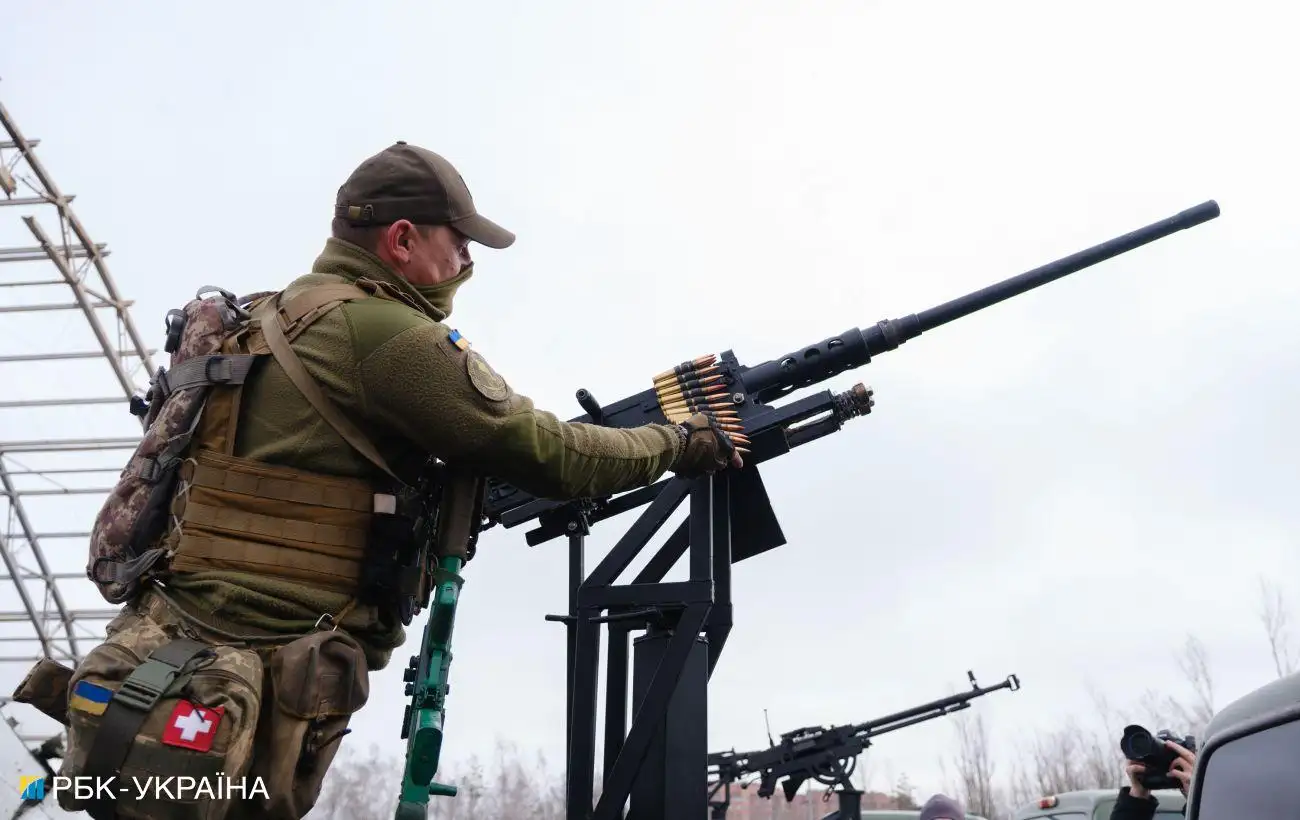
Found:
[277,282,372,341]
[253,294,401,483]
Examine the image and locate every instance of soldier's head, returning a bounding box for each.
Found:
[919,793,965,820]
[332,142,514,287]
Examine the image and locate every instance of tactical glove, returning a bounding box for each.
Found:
[673,413,741,478]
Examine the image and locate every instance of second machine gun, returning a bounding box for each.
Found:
[707,671,1021,820]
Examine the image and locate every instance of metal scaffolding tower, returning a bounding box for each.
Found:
[0,92,154,747]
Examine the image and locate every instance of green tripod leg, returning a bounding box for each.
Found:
[395,556,464,820]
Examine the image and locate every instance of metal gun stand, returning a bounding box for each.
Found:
[545,464,732,820]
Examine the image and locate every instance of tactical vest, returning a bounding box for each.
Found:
[87,280,441,613]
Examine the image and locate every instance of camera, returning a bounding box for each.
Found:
[1119,724,1196,791]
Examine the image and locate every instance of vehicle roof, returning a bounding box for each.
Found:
[817,812,987,819]
[1203,668,1300,742]
[1015,788,1186,812]
[855,812,988,819]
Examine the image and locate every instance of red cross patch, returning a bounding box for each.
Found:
[161,701,224,752]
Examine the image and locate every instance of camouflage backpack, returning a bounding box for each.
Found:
[87,285,273,604]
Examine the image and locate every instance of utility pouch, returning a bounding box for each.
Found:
[58,610,264,820]
[252,629,369,819]
[361,481,433,625]
[12,657,74,726]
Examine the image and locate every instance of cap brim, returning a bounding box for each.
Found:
[452,212,515,249]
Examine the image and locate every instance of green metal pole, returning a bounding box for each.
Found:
[395,555,464,820]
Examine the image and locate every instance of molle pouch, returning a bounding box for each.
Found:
[361,486,425,625]
[12,657,74,726]
[254,629,369,819]
[58,611,263,820]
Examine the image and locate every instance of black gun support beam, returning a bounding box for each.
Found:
[556,470,731,820]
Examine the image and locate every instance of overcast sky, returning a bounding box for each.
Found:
[2,0,1298,810]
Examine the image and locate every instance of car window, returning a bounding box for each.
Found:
[1091,794,1184,819]
[1195,718,1300,815]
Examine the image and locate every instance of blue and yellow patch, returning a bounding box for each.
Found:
[68,680,113,716]
[448,329,470,351]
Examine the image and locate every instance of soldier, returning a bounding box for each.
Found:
[40,142,742,820]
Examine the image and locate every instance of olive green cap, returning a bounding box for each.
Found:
[334,141,515,249]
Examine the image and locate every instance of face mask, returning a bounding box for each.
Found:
[415,263,473,319]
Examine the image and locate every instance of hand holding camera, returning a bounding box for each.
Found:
[1120,724,1198,798]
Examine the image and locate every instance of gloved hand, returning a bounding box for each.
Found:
[673,413,744,478]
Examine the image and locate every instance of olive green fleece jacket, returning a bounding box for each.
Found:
[164,239,684,668]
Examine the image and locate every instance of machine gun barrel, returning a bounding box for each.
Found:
[740,200,1220,401]
[915,200,1219,331]
[843,670,1020,740]
[482,200,1220,549]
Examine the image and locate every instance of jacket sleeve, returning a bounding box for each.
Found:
[1109,788,1159,820]
[356,321,684,498]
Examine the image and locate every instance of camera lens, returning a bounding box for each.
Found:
[1129,734,1155,755]
[1121,726,1157,759]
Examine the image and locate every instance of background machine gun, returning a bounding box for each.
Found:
[467,201,1218,820]
[707,671,1021,820]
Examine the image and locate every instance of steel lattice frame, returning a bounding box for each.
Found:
[0,93,153,747]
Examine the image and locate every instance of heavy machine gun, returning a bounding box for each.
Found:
[707,671,1021,820]
[429,201,1217,820]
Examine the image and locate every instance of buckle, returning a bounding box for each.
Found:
[113,659,180,712]
[204,355,234,384]
[134,458,159,483]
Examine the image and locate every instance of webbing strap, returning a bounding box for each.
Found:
[189,460,372,512]
[278,283,370,337]
[254,296,400,482]
[155,353,258,399]
[180,500,368,549]
[133,396,207,485]
[89,546,169,585]
[170,533,364,591]
[83,638,211,820]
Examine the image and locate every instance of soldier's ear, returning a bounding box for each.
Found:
[385,220,417,260]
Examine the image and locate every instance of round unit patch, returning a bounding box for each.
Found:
[467,350,510,402]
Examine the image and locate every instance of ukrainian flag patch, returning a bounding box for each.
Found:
[68,680,113,716]
[448,329,470,351]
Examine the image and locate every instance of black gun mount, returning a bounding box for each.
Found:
[707,671,1021,820]
[477,201,1218,820]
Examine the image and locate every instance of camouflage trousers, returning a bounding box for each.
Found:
[51,589,370,820]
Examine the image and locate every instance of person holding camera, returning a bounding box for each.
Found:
[1111,729,1197,820]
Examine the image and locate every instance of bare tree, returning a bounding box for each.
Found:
[947,711,1001,819]
[890,772,919,809]
[1132,635,1216,742]
[1259,578,1298,679]
[304,739,569,820]
[1004,715,1121,806]
[306,744,402,820]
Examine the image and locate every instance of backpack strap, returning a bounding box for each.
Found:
[253,293,401,483]
[149,354,258,402]
[276,283,375,342]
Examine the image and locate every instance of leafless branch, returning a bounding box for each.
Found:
[1259,578,1298,679]
[948,711,1000,818]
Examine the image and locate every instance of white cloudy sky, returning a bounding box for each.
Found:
[2,0,1298,809]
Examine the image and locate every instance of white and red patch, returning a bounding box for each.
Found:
[161,701,224,752]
